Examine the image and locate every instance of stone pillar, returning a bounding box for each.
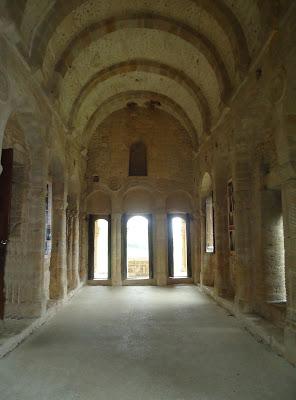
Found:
[154,211,168,286]
[282,178,296,364]
[66,209,73,291]
[213,161,233,298]
[190,212,200,284]
[71,209,80,289]
[194,214,201,285]
[79,211,88,282]
[49,196,67,300]
[111,213,122,286]
[260,189,286,302]
[21,120,49,317]
[233,155,253,312]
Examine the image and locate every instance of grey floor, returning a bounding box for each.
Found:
[0,286,295,400]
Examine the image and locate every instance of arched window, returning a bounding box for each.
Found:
[129,142,147,176]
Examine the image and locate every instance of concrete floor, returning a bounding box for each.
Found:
[0,286,295,400]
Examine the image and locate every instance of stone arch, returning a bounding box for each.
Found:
[67,60,211,136]
[26,0,249,81]
[86,190,112,215]
[53,15,230,98]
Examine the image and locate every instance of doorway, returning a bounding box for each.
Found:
[122,214,153,280]
[168,214,191,278]
[88,215,111,280]
[0,149,13,319]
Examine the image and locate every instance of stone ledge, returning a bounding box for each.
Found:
[0,283,83,359]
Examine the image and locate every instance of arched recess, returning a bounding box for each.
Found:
[200,173,215,287]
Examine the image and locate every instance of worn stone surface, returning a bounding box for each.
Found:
[1,286,296,400]
[0,0,296,369]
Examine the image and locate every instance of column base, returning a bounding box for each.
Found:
[234,295,252,313]
[284,321,296,365]
[156,274,167,286]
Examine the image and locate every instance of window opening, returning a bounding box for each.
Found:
[94,219,109,279]
[126,215,150,279]
[129,142,147,176]
[88,216,111,280]
[168,214,191,278]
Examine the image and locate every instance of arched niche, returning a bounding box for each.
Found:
[86,190,112,214]
[122,187,154,214]
[166,191,193,213]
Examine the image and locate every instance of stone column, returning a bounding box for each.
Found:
[21,118,49,317]
[190,212,200,284]
[260,189,286,302]
[72,209,80,289]
[213,160,233,298]
[233,154,253,312]
[193,209,201,284]
[154,211,168,286]
[66,209,73,291]
[111,213,122,286]
[49,196,67,300]
[282,178,296,364]
[79,211,88,282]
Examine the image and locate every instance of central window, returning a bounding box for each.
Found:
[168,214,191,278]
[122,214,153,280]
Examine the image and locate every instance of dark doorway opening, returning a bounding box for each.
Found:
[0,149,13,319]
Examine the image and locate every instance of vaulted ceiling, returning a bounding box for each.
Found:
[6,0,284,149]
